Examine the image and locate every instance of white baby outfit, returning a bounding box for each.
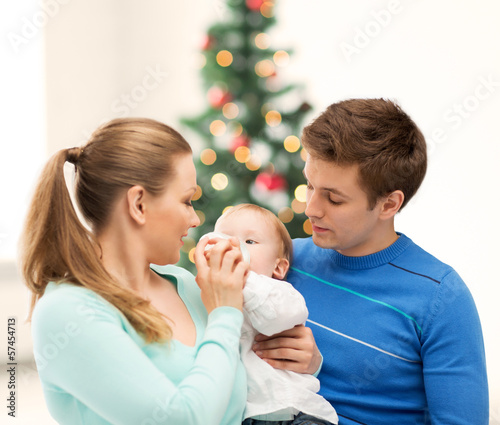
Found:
[241,271,338,423]
[201,232,337,423]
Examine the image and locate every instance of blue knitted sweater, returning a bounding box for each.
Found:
[288,233,488,425]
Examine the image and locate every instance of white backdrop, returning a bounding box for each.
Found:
[2,0,499,422]
[277,1,500,417]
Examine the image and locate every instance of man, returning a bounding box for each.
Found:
[254,99,488,424]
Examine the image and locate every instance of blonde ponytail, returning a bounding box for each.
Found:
[20,118,192,343]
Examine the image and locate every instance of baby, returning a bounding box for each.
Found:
[201,203,338,425]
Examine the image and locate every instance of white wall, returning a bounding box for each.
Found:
[2,0,499,422]
[0,1,46,260]
[44,0,214,151]
[273,0,500,418]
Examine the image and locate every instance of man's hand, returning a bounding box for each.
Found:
[252,324,322,374]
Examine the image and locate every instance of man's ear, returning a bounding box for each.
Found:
[127,185,147,225]
[379,190,404,220]
[272,258,290,280]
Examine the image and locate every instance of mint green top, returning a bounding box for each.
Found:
[32,265,247,425]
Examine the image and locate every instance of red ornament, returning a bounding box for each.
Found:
[246,0,264,11]
[255,172,287,192]
[208,86,232,109]
[201,34,215,51]
[230,135,251,153]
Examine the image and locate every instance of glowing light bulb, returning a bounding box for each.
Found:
[192,185,203,201]
[303,219,313,235]
[255,59,275,77]
[291,198,306,214]
[200,149,217,165]
[284,135,300,152]
[273,50,290,67]
[265,110,282,127]
[188,247,196,263]
[260,1,274,18]
[209,120,226,136]
[255,32,271,49]
[245,154,262,171]
[234,146,251,163]
[216,50,233,67]
[222,102,239,119]
[294,184,307,202]
[211,173,229,190]
[278,207,294,223]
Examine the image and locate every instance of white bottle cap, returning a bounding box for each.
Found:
[200,232,250,263]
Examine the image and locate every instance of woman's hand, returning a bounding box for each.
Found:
[252,325,322,374]
[194,236,249,313]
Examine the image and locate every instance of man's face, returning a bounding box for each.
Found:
[303,155,387,256]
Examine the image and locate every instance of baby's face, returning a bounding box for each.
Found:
[214,209,282,278]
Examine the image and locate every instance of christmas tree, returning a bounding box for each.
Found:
[179,0,312,269]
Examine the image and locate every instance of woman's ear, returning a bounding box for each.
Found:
[127,185,147,225]
[379,190,404,220]
[272,258,290,280]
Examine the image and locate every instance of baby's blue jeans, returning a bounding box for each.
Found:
[242,412,334,425]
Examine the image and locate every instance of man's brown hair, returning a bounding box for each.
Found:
[301,98,427,210]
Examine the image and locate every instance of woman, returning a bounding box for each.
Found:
[20,118,249,425]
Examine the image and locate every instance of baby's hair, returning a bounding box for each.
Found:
[218,203,293,263]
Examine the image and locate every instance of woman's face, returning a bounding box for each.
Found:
[144,154,200,265]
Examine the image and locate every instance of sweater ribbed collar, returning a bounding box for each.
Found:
[329,232,411,270]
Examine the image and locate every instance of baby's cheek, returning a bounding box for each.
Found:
[248,254,266,275]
